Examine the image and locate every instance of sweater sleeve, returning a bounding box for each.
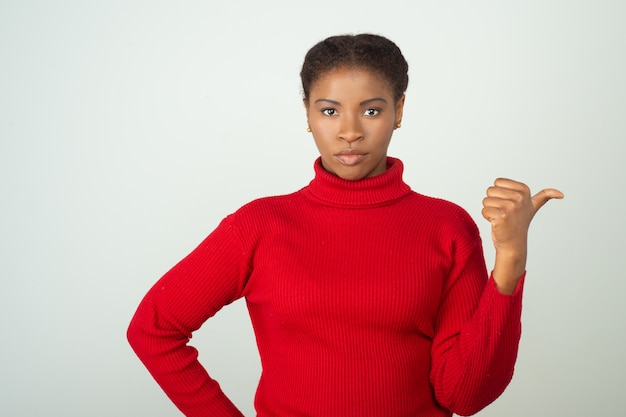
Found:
[429,215,524,416]
[127,215,250,417]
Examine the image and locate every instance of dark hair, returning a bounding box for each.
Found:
[300,34,409,103]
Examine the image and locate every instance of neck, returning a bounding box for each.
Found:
[303,157,412,207]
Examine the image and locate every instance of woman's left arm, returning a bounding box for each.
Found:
[430,179,563,415]
[482,178,564,294]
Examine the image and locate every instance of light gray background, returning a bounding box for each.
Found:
[1,1,624,416]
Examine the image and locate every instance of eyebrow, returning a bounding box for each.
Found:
[314,97,388,106]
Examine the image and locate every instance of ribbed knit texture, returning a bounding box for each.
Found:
[128,157,524,417]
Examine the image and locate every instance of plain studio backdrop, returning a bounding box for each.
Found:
[1,1,624,416]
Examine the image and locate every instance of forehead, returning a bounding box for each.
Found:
[309,66,394,100]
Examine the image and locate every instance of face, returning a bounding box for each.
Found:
[305,67,405,181]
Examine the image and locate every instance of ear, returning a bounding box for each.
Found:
[395,95,405,127]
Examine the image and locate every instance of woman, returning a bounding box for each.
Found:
[128,34,563,417]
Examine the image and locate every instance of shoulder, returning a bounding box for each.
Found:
[223,191,304,230]
[235,191,303,215]
[405,191,480,238]
[408,191,475,221]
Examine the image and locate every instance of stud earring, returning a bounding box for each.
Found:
[396,122,401,129]
[307,127,312,132]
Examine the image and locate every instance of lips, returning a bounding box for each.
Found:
[334,149,368,166]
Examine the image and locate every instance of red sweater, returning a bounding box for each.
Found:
[128,157,523,417]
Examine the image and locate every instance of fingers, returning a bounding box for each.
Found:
[531,188,565,212]
[481,205,504,223]
[482,178,563,222]
[482,178,562,254]
[481,178,530,222]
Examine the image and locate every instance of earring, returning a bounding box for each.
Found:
[396,122,401,129]
[307,127,312,132]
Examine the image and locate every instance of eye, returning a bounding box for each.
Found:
[321,108,337,116]
[363,108,380,116]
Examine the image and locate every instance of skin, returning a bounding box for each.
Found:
[305,66,564,294]
[483,180,564,293]
[305,66,404,181]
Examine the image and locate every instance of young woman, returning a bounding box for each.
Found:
[128,34,563,417]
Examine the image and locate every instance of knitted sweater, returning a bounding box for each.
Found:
[127,157,524,417]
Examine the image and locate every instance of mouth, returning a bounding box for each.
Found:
[334,149,368,166]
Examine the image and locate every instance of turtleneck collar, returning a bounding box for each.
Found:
[302,157,412,207]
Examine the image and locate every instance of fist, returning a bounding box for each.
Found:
[482,178,564,252]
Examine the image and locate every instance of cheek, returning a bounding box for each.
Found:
[310,120,336,138]
[311,133,334,154]
[371,119,396,136]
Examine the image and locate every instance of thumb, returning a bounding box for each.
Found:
[531,188,564,213]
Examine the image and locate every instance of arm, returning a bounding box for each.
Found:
[127,216,249,417]
[431,180,562,415]
[429,230,523,416]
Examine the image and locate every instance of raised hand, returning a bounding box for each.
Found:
[482,178,564,293]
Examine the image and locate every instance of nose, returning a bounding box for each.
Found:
[338,115,363,143]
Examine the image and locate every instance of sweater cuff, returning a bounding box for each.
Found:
[488,271,525,297]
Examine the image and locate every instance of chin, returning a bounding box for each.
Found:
[322,159,379,181]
